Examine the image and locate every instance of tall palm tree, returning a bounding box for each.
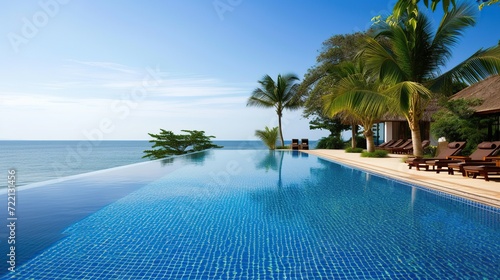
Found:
[362,3,500,156]
[247,74,302,147]
[323,61,390,152]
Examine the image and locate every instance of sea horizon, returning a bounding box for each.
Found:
[1,140,318,188]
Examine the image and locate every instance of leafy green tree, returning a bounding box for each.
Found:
[362,3,500,156]
[299,32,368,148]
[402,0,499,12]
[309,116,349,149]
[247,74,302,147]
[255,126,279,150]
[431,99,494,154]
[143,129,222,159]
[323,61,390,152]
[389,0,498,26]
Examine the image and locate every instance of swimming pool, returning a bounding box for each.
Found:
[1,150,499,279]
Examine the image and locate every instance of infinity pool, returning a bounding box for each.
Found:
[1,150,499,279]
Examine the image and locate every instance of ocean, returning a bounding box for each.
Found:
[0,140,316,188]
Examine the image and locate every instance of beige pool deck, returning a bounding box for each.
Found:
[303,149,500,209]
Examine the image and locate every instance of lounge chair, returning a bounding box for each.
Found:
[301,139,309,150]
[406,141,466,170]
[426,141,500,174]
[400,140,430,155]
[386,139,412,154]
[463,165,500,181]
[376,139,396,148]
[447,141,500,175]
[381,139,405,150]
[291,139,299,150]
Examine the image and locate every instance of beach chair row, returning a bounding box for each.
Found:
[405,141,500,181]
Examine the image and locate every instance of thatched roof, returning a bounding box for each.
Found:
[450,75,500,115]
[379,99,440,122]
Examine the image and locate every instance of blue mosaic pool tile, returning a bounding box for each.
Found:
[2,151,499,279]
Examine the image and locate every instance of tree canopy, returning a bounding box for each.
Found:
[362,3,500,156]
[299,32,368,148]
[322,61,391,152]
[431,98,495,154]
[143,129,222,159]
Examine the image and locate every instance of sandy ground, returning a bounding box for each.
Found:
[303,149,500,208]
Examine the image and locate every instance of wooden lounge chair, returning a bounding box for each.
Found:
[447,141,500,175]
[386,139,412,154]
[426,141,500,174]
[291,139,299,150]
[301,139,309,150]
[381,139,405,151]
[406,141,466,170]
[401,140,430,155]
[376,139,396,148]
[463,165,500,181]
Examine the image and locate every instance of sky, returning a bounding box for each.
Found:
[1,1,500,141]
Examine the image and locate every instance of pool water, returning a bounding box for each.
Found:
[1,150,499,279]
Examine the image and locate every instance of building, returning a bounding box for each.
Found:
[450,75,500,141]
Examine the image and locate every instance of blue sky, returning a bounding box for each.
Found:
[1,1,499,140]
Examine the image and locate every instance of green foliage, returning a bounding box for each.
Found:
[143,129,222,159]
[345,147,364,153]
[308,116,350,138]
[299,32,368,143]
[424,145,438,157]
[316,136,345,149]
[364,2,500,156]
[361,150,389,158]
[255,126,279,150]
[431,98,495,155]
[345,135,367,149]
[391,0,498,17]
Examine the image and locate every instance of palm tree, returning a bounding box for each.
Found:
[247,74,302,147]
[255,126,279,150]
[323,61,390,152]
[362,3,500,157]
[390,0,499,18]
[299,32,369,149]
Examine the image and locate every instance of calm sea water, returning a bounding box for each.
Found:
[0,140,315,188]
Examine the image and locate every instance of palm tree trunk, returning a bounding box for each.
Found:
[364,127,375,152]
[351,123,358,148]
[278,114,284,147]
[409,120,423,157]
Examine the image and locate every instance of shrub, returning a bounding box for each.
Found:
[316,136,346,149]
[345,147,364,153]
[345,135,367,149]
[276,145,290,149]
[143,129,222,159]
[361,149,388,158]
[424,145,437,157]
[255,126,279,150]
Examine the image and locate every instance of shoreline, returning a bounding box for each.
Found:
[305,149,500,209]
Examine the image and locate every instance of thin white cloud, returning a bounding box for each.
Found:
[0,59,269,140]
[67,59,139,74]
